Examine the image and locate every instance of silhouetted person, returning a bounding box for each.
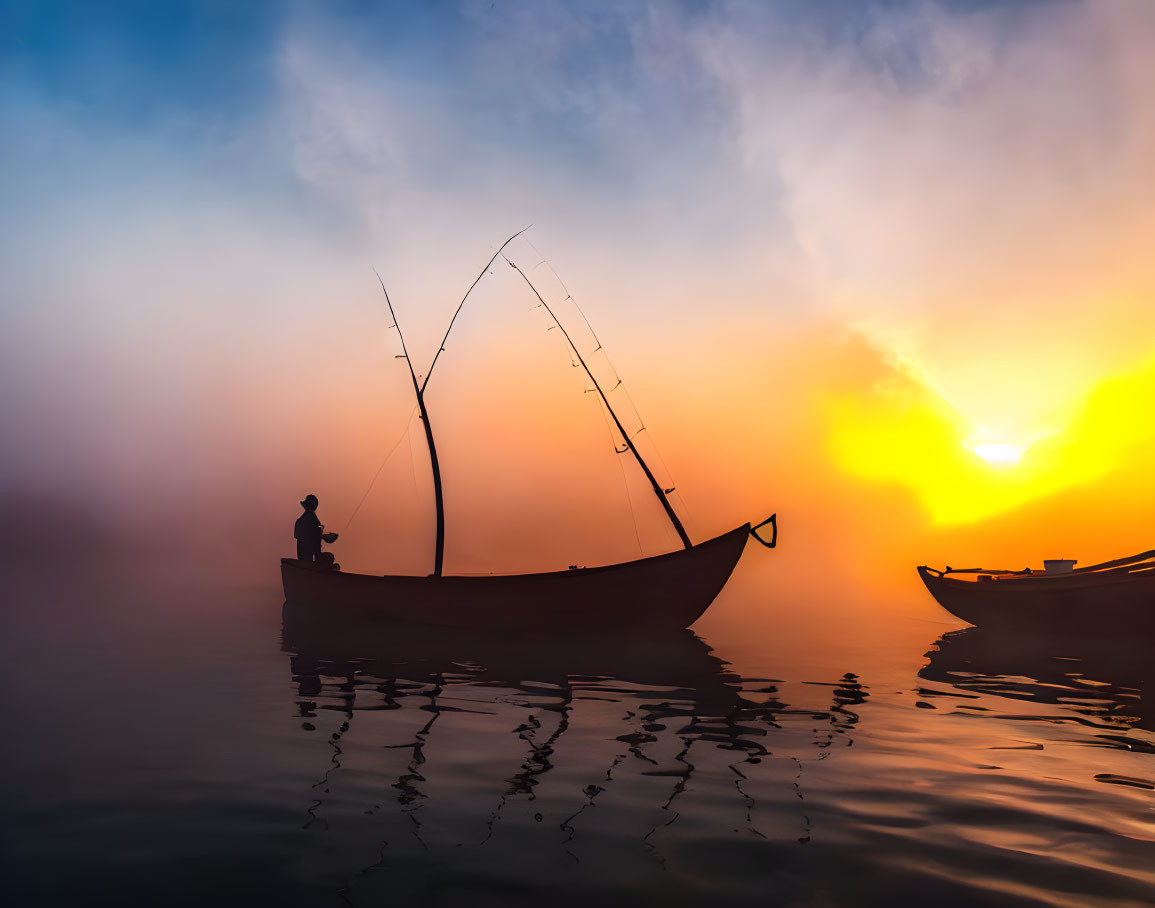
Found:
[295,494,323,564]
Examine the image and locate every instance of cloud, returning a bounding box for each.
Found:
[273,1,1155,442]
[683,0,1155,433]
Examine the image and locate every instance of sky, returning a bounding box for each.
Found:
[3,0,1154,597]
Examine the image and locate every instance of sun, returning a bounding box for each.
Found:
[971,442,1023,465]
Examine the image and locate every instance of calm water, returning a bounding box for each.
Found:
[4,556,1155,907]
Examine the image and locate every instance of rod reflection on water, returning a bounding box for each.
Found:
[281,603,868,901]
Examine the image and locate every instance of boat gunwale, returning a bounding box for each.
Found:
[917,563,1155,593]
[283,523,752,585]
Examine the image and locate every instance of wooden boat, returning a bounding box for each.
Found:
[282,523,752,631]
[281,234,776,629]
[918,548,1155,633]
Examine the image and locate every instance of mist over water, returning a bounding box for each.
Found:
[5,530,1155,907]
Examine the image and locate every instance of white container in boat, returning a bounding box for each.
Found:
[1043,559,1077,573]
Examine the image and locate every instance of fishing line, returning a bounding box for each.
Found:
[530,293,643,551]
[523,236,615,369]
[407,417,421,493]
[504,251,691,549]
[342,404,419,532]
[634,422,694,532]
[519,236,626,394]
[592,385,645,557]
[421,226,529,395]
[524,270,643,553]
[532,272,676,498]
[616,381,695,536]
[521,237,688,524]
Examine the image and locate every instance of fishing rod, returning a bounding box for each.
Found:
[422,227,530,395]
[374,273,446,577]
[502,254,693,550]
[375,227,528,577]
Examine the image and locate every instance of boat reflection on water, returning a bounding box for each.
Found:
[921,625,1155,738]
[280,602,868,905]
[283,601,745,711]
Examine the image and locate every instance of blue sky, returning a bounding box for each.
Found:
[1,0,1068,211]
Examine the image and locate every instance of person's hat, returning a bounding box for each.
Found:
[301,494,319,509]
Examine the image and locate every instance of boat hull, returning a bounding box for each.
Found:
[281,524,751,631]
[917,564,1155,633]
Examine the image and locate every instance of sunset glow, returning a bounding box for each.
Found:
[972,443,1023,465]
[823,348,1155,531]
[2,0,1154,577]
